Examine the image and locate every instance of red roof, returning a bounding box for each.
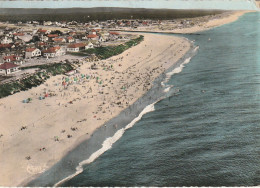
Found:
[87,34,98,38]
[38,29,47,33]
[67,36,73,40]
[42,46,60,53]
[0,44,12,48]
[109,32,120,35]
[0,62,19,70]
[67,43,86,48]
[26,48,36,52]
[3,55,17,62]
[38,42,46,46]
[47,34,59,38]
[69,32,76,36]
[13,33,25,36]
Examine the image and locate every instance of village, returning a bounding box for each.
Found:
[0,19,148,84]
[0,11,230,86]
[0,15,211,78]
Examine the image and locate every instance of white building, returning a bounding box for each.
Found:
[25,48,41,58]
[0,62,20,75]
[42,46,65,58]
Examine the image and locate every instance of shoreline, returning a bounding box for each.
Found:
[0,10,251,187]
[112,10,255,34]
[0,33,192,187]
[27,40,198,187]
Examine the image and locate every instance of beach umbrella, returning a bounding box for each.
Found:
[39,96,45,100]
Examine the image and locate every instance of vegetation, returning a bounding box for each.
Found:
[69,35,144,59]
[0,63,74,98]
[21,63,74,76]
[0,9,224,22]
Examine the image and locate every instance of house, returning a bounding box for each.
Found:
[47,34,59,41]
[25,48,41,58]
[1,37,13,44]
[89,29,97,35]
[40,35,49,42]
[98,36,105,43]
[37,29,51,35]
[13,32,25,37]
[0,62,20,75]
[53,37,66,43]
[67,43,88,52]
[86,41,94,49]
[3,55,23,65]
[69,31,77,36]
[67,36,74,43]
[43,21,53,26]
[36,42,47,48]
[42,46,64,58]
[0,43,12,50]
[109,31,120,40]
[87,34,99,41]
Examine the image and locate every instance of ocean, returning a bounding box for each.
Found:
[28,12,260,186]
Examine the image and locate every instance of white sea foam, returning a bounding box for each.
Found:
[164,85,173,93]
[161,45,199,88]
[54,102,156,187]
[55,46,199,186]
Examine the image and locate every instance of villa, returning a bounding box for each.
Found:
[0,62,20,75]
[25,48,41,58]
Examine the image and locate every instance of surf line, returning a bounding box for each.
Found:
[161,45,199,87]
[55,43,199,187]
[54,101,157,187]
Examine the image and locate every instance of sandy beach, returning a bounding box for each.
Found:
[0,10,251,186]
[0,33,191,186]
[115,10,254,34]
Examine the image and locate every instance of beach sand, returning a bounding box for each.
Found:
[173,10,254,33]
[0,10,250,186]
[0,33,191,186]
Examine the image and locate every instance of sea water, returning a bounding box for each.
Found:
[60,12,260,186]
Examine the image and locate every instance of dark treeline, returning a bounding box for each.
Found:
[0,8,224,22]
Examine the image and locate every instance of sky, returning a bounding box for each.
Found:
[0,0,257,10]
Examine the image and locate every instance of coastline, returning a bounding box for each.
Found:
[112,10,255,34]
[0,33,192,187]
[27,42,198,187]
[0,10,250,187]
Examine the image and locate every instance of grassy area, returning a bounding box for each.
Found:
[69,35,144,59]
[21,63,74,76]
[0,63,74,98]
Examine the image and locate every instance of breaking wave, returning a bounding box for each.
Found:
[54,102,156,187]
